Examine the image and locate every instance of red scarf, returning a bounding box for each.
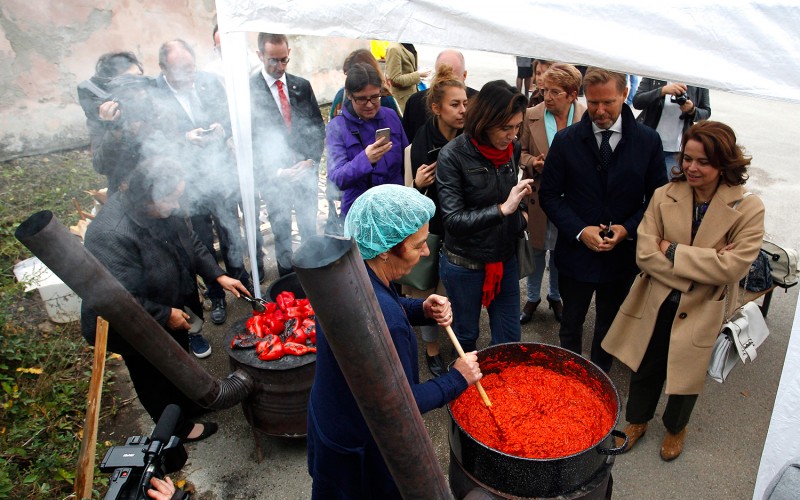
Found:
[471,138,513,168]
[470,138,512,307]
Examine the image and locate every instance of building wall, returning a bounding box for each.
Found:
[0,1,364,160]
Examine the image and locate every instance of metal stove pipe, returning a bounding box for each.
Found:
[15,211,253,409]
[292,235,452,500]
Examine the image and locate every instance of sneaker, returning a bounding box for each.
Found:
[189,333,212,359]
[210,297,227,325]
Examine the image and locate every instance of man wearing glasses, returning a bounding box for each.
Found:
[251,33,325,277]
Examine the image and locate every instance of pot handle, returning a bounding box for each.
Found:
[597,429,627,456]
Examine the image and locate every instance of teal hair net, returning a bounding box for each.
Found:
[344,185,435,260]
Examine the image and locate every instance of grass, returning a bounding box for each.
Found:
[0,149,113,499]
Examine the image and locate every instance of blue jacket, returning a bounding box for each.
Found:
[539,104,667,283]
[307,265,467,498]
[326,104,407,217]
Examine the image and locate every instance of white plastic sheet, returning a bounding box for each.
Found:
[216,0,800,102]
[213,3,800,497]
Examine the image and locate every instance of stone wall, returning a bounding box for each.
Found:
[0,1,364,160]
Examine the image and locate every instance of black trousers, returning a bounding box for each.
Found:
[191,195,251,299]
[558,272,636,372]
[625,298,698,434]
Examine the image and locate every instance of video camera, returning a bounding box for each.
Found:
[100,404,188,500]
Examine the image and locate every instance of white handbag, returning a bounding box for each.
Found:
[707,301,770,383]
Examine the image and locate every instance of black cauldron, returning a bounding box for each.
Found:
[447,343,626,498]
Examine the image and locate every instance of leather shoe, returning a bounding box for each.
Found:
[210,297,227,325]
[547,297,563,323]
[519,300,541,324]
[183,422,218,443]
[426,354,446,377]
[616,422,648,453]
[660,428,687,461]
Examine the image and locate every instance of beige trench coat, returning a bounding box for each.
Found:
[385,43,420,112]
[519,101,587,249]
[602,181,765,395]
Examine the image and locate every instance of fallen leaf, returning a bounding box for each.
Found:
[16,367,43,375]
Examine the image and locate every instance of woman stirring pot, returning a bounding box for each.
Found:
[603,121,765,461]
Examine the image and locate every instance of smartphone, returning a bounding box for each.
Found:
[375,128,391,142]
[427,147,442,163]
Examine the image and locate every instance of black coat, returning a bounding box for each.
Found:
[539,105,668,283]
[249,72,325,184]
[409,117,462,236]
[633,78,711,140]
[436,134,525,263]
[80,193,224,352]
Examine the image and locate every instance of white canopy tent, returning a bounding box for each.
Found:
[213,2,800,498]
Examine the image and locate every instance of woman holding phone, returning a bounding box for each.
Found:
[407,64,468,377]
[327,63,408,218]
[436,80,533,353]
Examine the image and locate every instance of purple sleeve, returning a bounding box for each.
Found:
[326,118,376,190]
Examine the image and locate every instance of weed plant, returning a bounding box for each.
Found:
[0,149,112,498]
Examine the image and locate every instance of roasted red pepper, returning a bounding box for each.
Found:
[230,334,258,350]
[301,318,316,345]
[286,328,308,345]
[285,306,305,319]
[245,316,263,337]
[256,334,285,361]
[283,342,316,356]
[276,291,296,312]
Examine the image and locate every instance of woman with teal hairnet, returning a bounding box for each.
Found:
[306,184,482,499]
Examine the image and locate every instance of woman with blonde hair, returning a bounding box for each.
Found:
[407,64,468,376]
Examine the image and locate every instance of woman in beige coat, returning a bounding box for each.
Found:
[602,121,764,461]
[518,63,586,324]
[385,43,430,113]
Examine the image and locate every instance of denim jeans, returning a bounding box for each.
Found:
[439,251,521,353]
[525,248,560,302]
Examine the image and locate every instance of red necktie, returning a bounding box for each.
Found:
[276,80,292,130]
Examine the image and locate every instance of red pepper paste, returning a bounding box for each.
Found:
[451,363,614,459]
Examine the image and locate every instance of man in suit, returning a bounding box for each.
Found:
[539,67,668,372]
[251,33,325,277]
[154,39,250,336]
[402,49,478,142]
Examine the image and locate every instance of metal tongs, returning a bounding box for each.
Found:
[240,294,268,313]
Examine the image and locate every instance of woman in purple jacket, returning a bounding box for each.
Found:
[326,63,408,218]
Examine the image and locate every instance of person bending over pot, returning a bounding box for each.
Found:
[306,184,482,498]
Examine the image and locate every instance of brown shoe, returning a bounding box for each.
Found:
[660,428,687,461]
[547,297,564,322]
[616,422,648,453]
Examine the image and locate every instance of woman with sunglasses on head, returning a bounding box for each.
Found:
[603,121,764,461]
[327,62,408,218]
[436,80,533,353]
[518,63,586,325]
[406,64,468,377]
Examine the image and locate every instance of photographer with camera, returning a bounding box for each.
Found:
[633,79,710,179]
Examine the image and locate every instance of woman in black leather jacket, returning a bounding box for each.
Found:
[436,80,533,352]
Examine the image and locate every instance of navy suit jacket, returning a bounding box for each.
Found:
[539,104,667,283]
[249,72,325,183]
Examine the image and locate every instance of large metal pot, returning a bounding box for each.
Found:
[447,343,626,498]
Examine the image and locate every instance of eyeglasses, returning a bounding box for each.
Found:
[541,88,567,97]
[351,94,381,105]
[267,57,290,65]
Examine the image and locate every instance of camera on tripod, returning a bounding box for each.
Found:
[100,405,188,500]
